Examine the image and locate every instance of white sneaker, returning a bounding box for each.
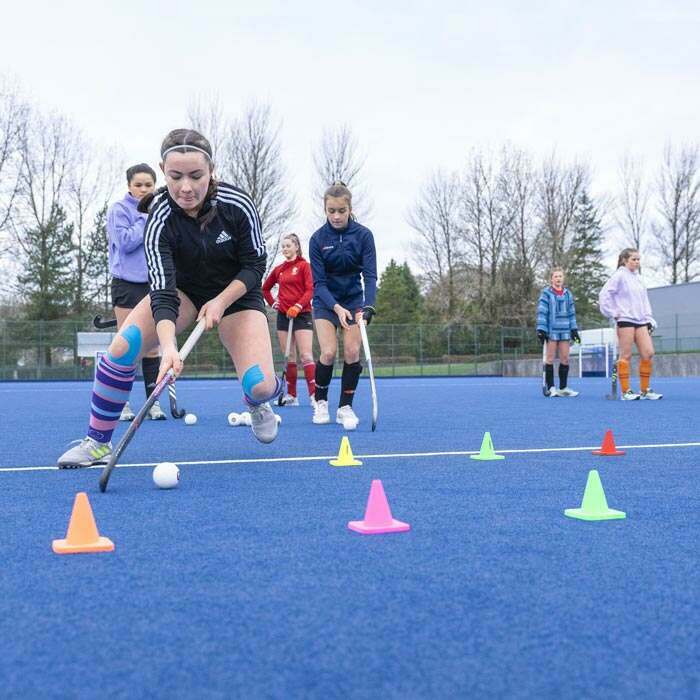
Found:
[310,396,317,410]
[622,390,641,400]
[558,387,579,397]
[148,400,167,420]
[336,405,359,431]
[119,402,135,421]
[640,388,663,400]
[248,402,278,443]
[57,437,112,469]
[546,387,560,397]
[281,394,299,406]
[312,399,330,424]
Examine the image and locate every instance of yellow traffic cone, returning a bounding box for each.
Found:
[470,431,505,461]
[330,436,362,467]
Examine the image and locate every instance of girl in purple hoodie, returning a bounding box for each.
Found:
[107,163,166,420]
[599,248,662,400]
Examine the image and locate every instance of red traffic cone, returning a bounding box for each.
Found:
[592,429,625,456]
[348,480,410,535]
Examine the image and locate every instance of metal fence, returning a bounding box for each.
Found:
[1,314,696,381]
[0,318,544,380]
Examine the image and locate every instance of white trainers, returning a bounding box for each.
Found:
[546,387,560,397]
[281,394,299,406]
[312,399,330,424]
[640,388,663,400]
[622,390,641,400]
[336,405,359,431]
[558,387,579,397]
[148,400,167,420]
[57,437,112,469]
[248,402,278,443]
[119,402,135,421]
[310,396,317,410]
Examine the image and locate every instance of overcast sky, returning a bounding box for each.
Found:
[2,0,699,284]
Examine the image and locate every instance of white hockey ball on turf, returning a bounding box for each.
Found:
[228,412,242,426]
[153,462,180,489]
[184,413,197,425]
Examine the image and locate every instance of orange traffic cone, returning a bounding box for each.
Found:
[348,480,410,535]
[52,492,115,554]
[592,429,625,456]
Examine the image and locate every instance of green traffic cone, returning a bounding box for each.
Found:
[470,431,505,461]
[565,469,626,521]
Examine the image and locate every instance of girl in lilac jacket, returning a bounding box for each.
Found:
[598,248,662,400]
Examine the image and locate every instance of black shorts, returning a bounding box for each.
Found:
[276,311,313,332]
[617,321,648,329]
[111,278,150,309]
[180,287,266,318]
[312,305,362,328]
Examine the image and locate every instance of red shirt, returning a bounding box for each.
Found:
[262,256,313,314]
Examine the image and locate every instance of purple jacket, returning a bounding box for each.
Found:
[599,267,654,324]
[107,193,148,282]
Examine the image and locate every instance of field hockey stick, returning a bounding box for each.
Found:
[168,382,186,418]
[99,319,206,492]
[94,315,118,329]
[277,316,294,406]
[359,318,378,431]
[606,321,619,400]
[541,340,549,396]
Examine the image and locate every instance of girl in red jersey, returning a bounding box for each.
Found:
[262,233,316,406]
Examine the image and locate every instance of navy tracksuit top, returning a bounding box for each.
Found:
[308,219,377,312]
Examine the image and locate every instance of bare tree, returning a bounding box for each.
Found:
[186,93,228,161]
[10,110,79,320]
[655,143,700,284]
[537,154,590,269]
[67,141,121,313]
[214,103,296,272]
[616,153,650,252]
[313,124,372,222]
[408,170,464,319]
[0,78,28,253]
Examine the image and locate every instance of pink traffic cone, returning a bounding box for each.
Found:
[348,479,411,535]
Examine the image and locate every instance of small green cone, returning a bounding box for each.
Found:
[470,431,505,461]
[565,469,626,521]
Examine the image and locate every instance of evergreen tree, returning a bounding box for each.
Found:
[565,191,607,325]
[15,206,74,320]
[80,203,111,312]
[375,260,423,324]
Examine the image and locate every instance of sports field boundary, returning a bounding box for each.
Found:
[3,439,700,473]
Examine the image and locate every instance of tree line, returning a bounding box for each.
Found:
[1,79,699,329]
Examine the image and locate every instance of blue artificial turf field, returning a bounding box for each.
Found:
[0,376,698,698]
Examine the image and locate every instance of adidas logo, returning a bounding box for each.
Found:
[216,231,232,244]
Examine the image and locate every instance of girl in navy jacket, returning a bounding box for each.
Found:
[309,182,377,430]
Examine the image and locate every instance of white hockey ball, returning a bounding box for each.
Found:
[153,462,180,489]
[184,413,197,425]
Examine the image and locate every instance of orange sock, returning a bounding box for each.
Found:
[640,358,652,393]
[618,359,630,393]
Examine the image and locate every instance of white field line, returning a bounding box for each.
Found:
[2,440,700,473]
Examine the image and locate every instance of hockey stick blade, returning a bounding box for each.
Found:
[168,383,186,418]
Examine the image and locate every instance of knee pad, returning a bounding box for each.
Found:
[108,324,142,367]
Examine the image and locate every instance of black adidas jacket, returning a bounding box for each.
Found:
[144,182,266,324]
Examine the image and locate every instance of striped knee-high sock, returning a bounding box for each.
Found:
[640,358,652,393]
[88,355,136,443]
[618,359,630,394]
